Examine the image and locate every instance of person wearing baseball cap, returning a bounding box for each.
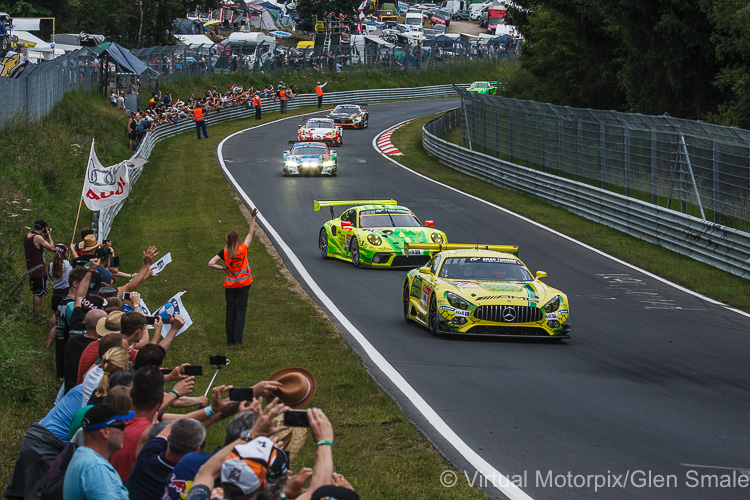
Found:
[62,404,133,499]
[24,219,55,312]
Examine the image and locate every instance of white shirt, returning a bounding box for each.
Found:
[81,365,104,405]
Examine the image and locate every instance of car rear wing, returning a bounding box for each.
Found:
[314,199,397,211]
[405,242,519,255]
[315,199,397,219]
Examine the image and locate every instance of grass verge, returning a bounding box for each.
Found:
[0,92,488,497]
[392,116,750,312]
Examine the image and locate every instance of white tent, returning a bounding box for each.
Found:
[175,34,215,47]
[12,30,57,62]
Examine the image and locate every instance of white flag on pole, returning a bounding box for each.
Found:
[153,291,193,337]
[81,139,131,210]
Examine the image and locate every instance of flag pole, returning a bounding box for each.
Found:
[70,196,83,250]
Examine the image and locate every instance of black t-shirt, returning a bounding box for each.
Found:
[63,334,97,394]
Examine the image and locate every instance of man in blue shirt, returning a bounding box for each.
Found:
[63,404,134,499]
[126,418,206,500]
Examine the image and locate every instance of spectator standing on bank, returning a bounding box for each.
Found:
[62,404,133,499]
[192,102,208,140]
[278,86,288,114]
[253,91,262,120]
[207,208,257,345]
[316,81,327,108]
[25,219,56,313]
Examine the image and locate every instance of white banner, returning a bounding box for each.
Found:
[149,252,172,275]
[81,139,131,211]
[153,291,193,337]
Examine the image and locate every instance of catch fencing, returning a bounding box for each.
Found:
[424,108,750,278]
[130,40,514,86]
[94,83,461,239]
[0,48,100,129]
[457,86,750,226]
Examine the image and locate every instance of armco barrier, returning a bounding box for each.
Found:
[423,109,750,279]
[95,84,461,239]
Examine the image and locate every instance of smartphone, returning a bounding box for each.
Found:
[283,409,310,427]
[228,387,253,402]
[145,316,156,325]
[210,355,228,366]
[122,292,131,301]
[111,256,120,268]
[184,365,203,376]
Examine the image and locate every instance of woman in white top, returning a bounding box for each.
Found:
[49,244,72,312]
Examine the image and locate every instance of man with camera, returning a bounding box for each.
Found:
[24,219,56,313]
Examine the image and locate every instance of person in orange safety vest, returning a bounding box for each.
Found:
[192,103,208,139]
[278,86,288,114]
[207,208,257,345]
[316,81,327,108]
[253,91,262,120]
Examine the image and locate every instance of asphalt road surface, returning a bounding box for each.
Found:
[219,98,750,499]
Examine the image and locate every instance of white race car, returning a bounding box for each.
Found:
[297,118,343,146]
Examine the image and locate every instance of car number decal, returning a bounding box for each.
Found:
[408,249,424,256]
[421,285,432,308]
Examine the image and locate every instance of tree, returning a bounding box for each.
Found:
[709,0,750,127]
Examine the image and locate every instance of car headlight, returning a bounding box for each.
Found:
[354,116,362,122]
[543,296,561,313]
[285,160,298,167]
[367,233,382,245]
[431,232,444,244]
[322,160,335,167]
[446,292,470,310]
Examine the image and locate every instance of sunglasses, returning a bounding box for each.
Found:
[108,422,126,431]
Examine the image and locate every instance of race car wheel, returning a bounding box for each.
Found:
[402,280,412,322]
[318,228,328,258]
[363,116,369,129]
[350,238,361,267]
[428,295,442,336]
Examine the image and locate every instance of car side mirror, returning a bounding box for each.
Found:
[424,220,434,228]
[419,266,432,275]
[298,124,303,128]
[341,221,352,229]
[536,271,547,279]
[283,150,289,155]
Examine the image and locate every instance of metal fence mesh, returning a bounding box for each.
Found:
[0,48,100,129]
[458,87,750,224]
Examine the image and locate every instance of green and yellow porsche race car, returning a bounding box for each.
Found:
[315,199,447,268]
[467,81,499,95]
[402,243,571,338]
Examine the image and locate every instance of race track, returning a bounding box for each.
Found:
[219,98,750,499]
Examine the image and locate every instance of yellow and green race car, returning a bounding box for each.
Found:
[402,243,571,338]
[315,199,447,268]
[467,81,499,95]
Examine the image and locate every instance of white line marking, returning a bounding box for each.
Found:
[373,119,750,320]
[218,118,533,500]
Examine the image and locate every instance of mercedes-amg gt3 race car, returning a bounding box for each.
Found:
[282,142,337,176]
[297,118,343,146]
[315,199,447,268]
[402,243,571,338]
[326,104,369,129]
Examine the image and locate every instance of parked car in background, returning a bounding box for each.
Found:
[470,3,489,21]
[453,9,471,20]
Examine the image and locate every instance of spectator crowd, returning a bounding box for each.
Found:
[9,224,359,500]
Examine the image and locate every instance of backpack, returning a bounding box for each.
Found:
[39,442,78,500]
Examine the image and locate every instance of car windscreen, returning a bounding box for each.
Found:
[438,257,532,281]
[307,120,334,129]
[334,106,359,113]
[470,82,489,89]
[292,145,328,155]
[359,209,421,228]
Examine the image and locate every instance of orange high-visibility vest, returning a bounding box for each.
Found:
[223,243,253,288]
[253,94,261,106]
[279,89,287,101]
[193,107,204,121]
[316,85,323,97]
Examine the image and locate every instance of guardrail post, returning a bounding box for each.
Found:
[651,130,658,205]
[600,122,606,189]
[524,108,529,168]
[577,118,583,181]
[624,125,631,197]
